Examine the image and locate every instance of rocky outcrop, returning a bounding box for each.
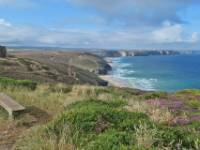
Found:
[97,63,112,75]
[0,46,7,58]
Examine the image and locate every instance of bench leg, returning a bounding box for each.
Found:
[8,111,14,120]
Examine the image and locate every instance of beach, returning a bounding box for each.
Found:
[99,75,130,88]
[101,57,131,88]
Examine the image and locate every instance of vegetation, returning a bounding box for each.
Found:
[0,82,200,149]
[0,76,37,90]
[0,51,199,149]
[177,89,200,95]
[0,53,108,86]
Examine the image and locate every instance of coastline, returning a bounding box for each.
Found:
[100,57,131,88]
[99,75,130,88]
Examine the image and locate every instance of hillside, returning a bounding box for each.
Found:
[11,51,111,74]
[0,81,200,149]
[0,51,109,86]
[0,49,199,150]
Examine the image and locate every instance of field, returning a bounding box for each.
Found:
[0,80,200,149]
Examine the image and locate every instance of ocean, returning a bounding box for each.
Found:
[110,54,200,92]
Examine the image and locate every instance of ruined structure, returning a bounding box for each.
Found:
[0,46,7,58]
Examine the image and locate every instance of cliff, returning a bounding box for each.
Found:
[94,50,180,58]
[0,51,109,86]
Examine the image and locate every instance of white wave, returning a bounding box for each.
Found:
[120,63,132,68]
[109,57,158,91]
[112,75,158,91]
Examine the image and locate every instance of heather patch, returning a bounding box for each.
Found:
[147,99,184,112]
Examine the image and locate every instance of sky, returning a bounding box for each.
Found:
[0,0,200,50]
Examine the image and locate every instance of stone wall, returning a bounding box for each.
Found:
[0,46,7,58]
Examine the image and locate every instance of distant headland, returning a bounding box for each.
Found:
[93,50,180,58]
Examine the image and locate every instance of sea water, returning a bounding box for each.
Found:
[110,54,200,92]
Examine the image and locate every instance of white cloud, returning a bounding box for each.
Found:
[0,19,12,27]
[152,21,199,44]
[70,0,200,26]
[190,32,199,43]
[0,18,199,49]
[152,21,183,43]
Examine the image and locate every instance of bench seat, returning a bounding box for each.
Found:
[0,93,25,119]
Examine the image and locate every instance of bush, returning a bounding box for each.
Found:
[17,99,200,150]
[144,92,168,99]
[0,76,37,90]
[45,100,151,149]
[177,89,200,95]
[87,129,133,150]
[154,126,199,149]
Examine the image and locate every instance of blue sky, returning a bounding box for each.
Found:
[0,0,200,50]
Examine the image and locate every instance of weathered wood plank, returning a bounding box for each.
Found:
[0,93,25,119]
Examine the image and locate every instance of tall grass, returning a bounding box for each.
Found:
[16,99,200,150]
[0,83,200,149]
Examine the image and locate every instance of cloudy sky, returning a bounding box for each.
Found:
[0,0,200,50]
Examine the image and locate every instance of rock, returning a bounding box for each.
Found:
[97,64,112,75]
[99,80,108,86]
[0,46,7,58]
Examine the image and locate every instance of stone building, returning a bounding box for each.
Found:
[0,46,7,58]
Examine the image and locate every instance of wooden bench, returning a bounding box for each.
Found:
[0,93,25,120]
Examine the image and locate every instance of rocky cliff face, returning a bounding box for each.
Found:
[0,46,7,58]
[94,50,180,58]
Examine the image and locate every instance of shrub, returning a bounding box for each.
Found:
[87,129,133,150]
[16,98,200,150]
[45,100,151,149]
[177,89,200,95]
[0,76,37,90]
[187,99,200,108]
[154,126,198,149]
[144,92,168,100]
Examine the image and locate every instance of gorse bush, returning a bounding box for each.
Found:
[0,76,37,90]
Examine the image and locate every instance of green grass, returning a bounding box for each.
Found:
[144,92,168,100]
[0,107,8,120]
[16,99,200,150]
[177,89,200,95]
[0,83,199,150]
[187,99,200,108]
[0,76,37,90]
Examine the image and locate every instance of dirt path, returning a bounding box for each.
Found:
[0,107,51,150]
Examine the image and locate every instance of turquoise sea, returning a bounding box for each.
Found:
[110,54,200,92]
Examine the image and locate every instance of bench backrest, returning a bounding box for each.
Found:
[0,93,25,112]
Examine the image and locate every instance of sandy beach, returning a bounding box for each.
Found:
[99,75,130,88]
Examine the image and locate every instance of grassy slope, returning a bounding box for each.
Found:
[0,54,106,86]
[0,82,200,149]
[11,51,110,73]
